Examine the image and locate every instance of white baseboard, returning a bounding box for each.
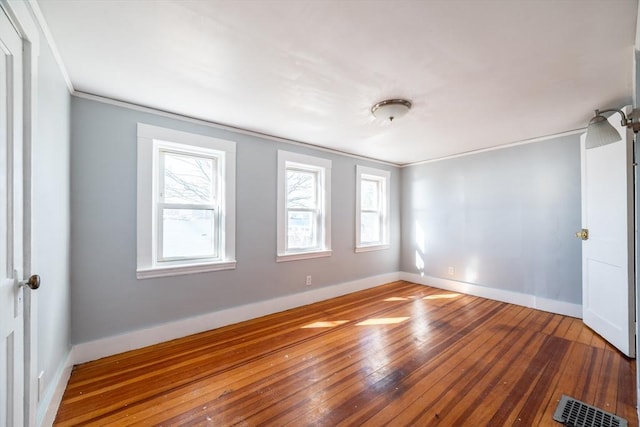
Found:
[38,349,74,427]
[400,272,582,318]
[71,271,582,365]
[72,272,401,365]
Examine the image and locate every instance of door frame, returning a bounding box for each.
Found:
[0,1,38,424]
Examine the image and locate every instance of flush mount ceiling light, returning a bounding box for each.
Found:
[371,99,412,122]
[585,108,640,149]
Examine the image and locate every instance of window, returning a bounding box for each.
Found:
[137,123,236,278]
[277,150,331,262]
[356,166,390,252]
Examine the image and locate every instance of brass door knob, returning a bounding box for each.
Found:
[20,274,40,290]
[575,229,589,241]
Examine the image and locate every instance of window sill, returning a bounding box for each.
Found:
[136,260,236,279]
[355,244,390,253]
[276,250,332,263]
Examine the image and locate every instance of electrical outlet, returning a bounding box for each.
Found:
[305,275,312,286]
[447,266,455,276]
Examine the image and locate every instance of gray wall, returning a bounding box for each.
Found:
[401,135,582,304]
[32,24,71,419]
[70,96,401,344]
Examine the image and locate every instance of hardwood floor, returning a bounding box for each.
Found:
[54,281,637,426]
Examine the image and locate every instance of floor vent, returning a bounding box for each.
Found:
[553,395,628,427]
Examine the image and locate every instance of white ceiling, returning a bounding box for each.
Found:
[37,0,638,165]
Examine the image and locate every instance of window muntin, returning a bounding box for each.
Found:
[277,151,331,262]
[356,166,390,252]
[137,124,236,279]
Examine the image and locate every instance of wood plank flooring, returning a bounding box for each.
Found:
[54,281,637,426]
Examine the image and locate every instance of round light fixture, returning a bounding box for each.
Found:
[371,99,412,122]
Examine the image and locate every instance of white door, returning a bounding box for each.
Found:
[0,8,25,426]
[580,106,635,357]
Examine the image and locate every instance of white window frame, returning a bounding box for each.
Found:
[137,123,236,279]
[355,165,390,252]
[277,150,332,262]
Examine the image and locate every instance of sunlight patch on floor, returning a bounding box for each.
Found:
[301,320,349,329]
[423,293,460,300]
[383,296,409,301]
[356,317,410,326]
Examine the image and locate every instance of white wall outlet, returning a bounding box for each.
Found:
[305,275,312,286]
[38,371,44,402]
[447,266,455,276]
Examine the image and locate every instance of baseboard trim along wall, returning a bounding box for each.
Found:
[70,274,582,366]
[39,349,74,427]
[401,272,582,318]
[72,272,402,365]
[47,272,582,423]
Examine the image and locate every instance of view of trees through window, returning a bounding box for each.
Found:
[286,168,319,250]
[360,177,382,243]
[160,151,217,260]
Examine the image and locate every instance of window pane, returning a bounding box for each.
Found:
[162,208,216,259]
[361,212,381,243]
[361,179,379,211]
[163,152,214,204]
[287,211,317,249]
[287,169,316,209]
